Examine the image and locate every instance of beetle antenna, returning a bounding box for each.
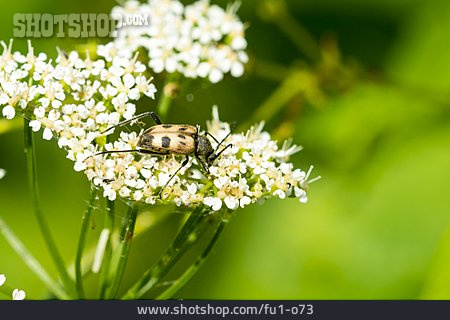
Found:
[94,149,140,156]
[207,122,236,165]
[213,121,236,153]
[205,132,220,144]
[100,112,154,134]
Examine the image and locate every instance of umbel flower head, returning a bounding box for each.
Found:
[0,40,156,163]
[104,0,248,83]
[80,107,315,211]
[0,41,315,212]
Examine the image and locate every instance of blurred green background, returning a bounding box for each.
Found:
[1,0,450,299]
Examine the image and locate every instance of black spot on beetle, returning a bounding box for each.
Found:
[178,134,186,139]
[178,127,188,132]
[161,136,171,148]
[140,134,154,147]
[163,124,172,128]
[146,134,154,145]
[179,141,186,146]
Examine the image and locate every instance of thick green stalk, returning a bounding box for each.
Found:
[23,118,76,298]
[0,286,12,299]
[107,205,138,298]
[157,73,179,121]
[121,207,205,299]
[157,90,172,121]
[238,70,307,131]
[156,218,228,300]
[75,187,98,299]
[275,13,320,62]
[98,198,115,299]
[0,216,69,299]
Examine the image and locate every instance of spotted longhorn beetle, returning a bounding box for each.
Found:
[96,112,234,198]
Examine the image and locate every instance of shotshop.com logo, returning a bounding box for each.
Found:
[13,13,149,38]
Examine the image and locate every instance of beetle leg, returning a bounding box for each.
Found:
[210,143,233,164]
[195,154,210,174]
[101,112,154,134]
[150,112,162,125]
[159,155,190,199]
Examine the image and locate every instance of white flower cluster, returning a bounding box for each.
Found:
[81,107,314,211]
[0,274,26,300]
[0,41,314,212]
[0,168,5,179]
[106,0,248,83]
[0,40,156,164]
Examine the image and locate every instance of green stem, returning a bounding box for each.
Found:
[275,13,320,62]
[157,218,228,300]
[98,198,115,299]
[157,91,172,121]
[0,215,70,299]
[157,74,179,121]
[0,286,12,299]
[238,71,307,131]
[262,0,319,63]
[107,205,138,298]
[23,118,75,298]
[121,207,205,299]
[75,187,98,299]
[253,59,291,82]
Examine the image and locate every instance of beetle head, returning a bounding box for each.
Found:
[196,135,214,159]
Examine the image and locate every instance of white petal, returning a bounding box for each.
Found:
[144,83,157,99]
[273,189,286,199]
[74,161,87,172]
[103,189,117,201]
[240,196,251,208]
[52,100,62,109]
[231,62,244,77]
[212,198,222,211]
[12,289,26,300]
[134,191,144,201]
[187,183,197,195]
[149,59,164,73]
[38,97,50,108]
[196,62,210,77]
[43,128,53,140]
[209,69,223,83]
[2,105,15,120]
[123,73,135,88]
[140,168,152,179]
[224,196,239,210]
[295,187,308,203]
[29,120,41,132]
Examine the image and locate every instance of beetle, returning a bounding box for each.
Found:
[95,111,234,197]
